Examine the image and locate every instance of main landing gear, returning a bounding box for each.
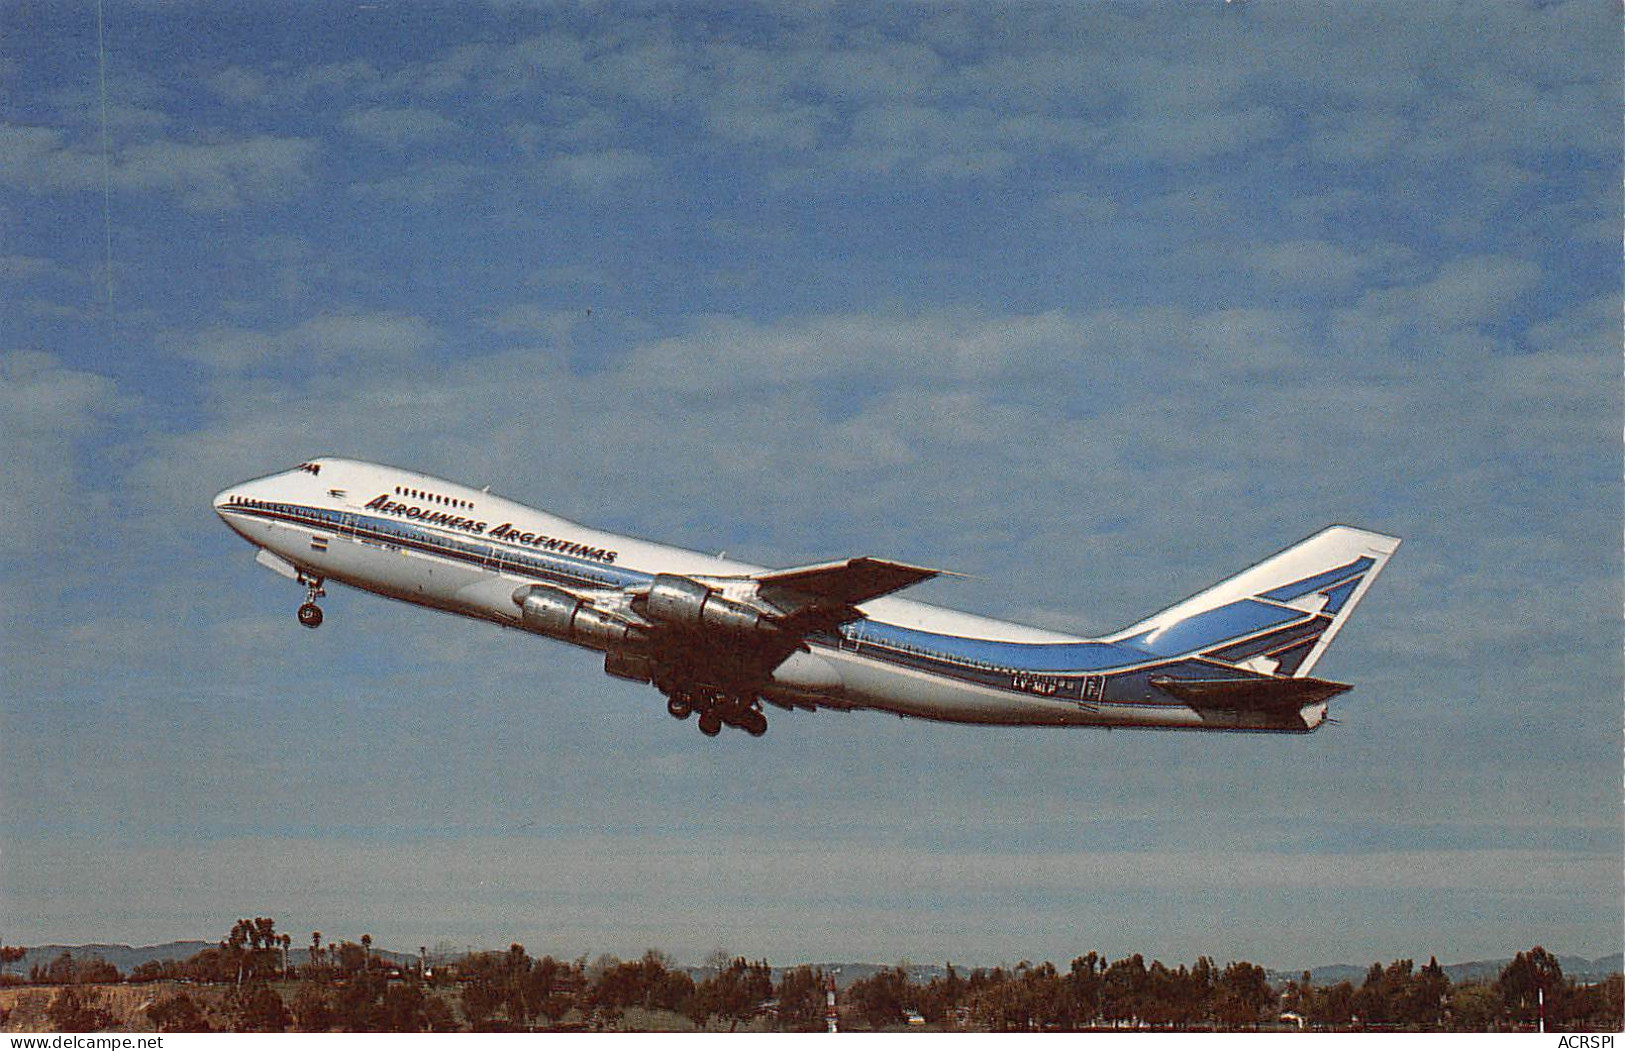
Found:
[297,575,326,629]
[662,687,768,738]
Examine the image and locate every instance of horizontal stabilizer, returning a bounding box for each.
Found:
[1150,675,1351,711]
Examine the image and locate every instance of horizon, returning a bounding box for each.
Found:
[3,1,1620,968]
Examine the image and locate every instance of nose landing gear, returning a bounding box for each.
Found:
[297,575,326,629]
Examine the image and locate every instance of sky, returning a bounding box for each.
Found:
[1,1,1620,973]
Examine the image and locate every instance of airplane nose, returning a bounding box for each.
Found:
[212,487,233,518]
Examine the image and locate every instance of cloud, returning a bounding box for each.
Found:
[1246,240,1411,294]
[347,160,481,204]
[1406,255,1543,328]
[0,124,100,194]
[0,352,123,555]
[296,58,388,100]
[169,312,438,374]
[480,304,584,345]
[340,106,462,148]
[115,135,318,212]
[1,119,314,213]
[545,148,656,192]
[205,66,274,105]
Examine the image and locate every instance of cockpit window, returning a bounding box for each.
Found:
[296,462,322,475]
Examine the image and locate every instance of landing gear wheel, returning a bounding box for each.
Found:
[667,696,693,720]
[697,710,723,737]
[739,708,767,737]
[297,602,324,629]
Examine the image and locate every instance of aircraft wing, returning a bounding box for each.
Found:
[753,557,941,628]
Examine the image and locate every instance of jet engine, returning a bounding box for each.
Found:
[642,574,778,635]
[516,585,642,651]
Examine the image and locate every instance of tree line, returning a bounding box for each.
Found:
[2,922,1619,1032]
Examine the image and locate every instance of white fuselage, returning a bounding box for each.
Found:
[214,458,1335,732]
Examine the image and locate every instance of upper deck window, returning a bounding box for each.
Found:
[391,483,473,512]
[296,462,321,475]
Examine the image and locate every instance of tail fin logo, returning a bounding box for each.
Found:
[1261,555,1375,615]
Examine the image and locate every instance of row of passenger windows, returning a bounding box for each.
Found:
[395,484,473,510]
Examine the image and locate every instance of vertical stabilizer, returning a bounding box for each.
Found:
[1107,526,1400,678]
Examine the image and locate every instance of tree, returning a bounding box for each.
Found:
[528,954,583,1024]
[290,984,336,1032]
[919,962,966,1025]
[1351,961,1392,1026]
[1101,954,1149,1024]
[1559,975,1623,1032]
[334,941,368,975]
[146,992,212,1032]
[1447,982,1501,1031]
[965,967,1022,1031]
[1064,953,1105,1024]
[1498,946,1564,1028]
[461,975,503,1030]
[223,917,282,984]
[1011,960,1069,1029]
[1212,961,1274,1029]
[775,966,828,1031]
[590,949,692,1021]
[692,957,773,1031]
[30,951,120,985]
[0,943,25,980]
[333,969,389,1030]
[377,983,437,1031]
[456,943,543,1029]
[1307,980,1356,1028]
[846,965,912,1030]
[231,982,291,1032]
[1410,957,1450,1027]
[47,987,113,1031]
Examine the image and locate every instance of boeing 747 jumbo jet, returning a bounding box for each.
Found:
[214,458,1399,738]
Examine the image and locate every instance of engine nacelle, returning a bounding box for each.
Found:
[644,574,775,635]
[517,585,641,651]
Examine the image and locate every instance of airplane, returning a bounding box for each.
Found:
[213,457,1399,738]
